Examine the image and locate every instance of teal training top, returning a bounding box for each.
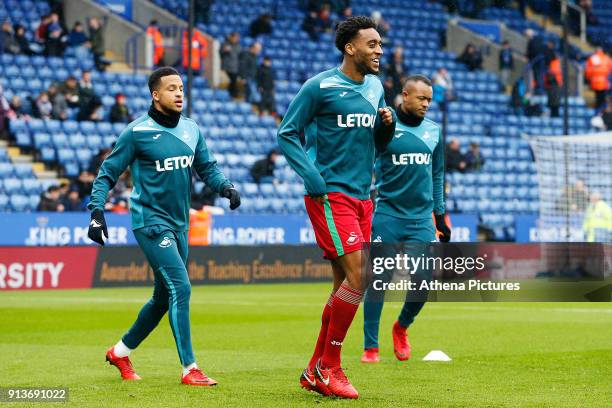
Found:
[277,67,395,200]
[88,114,231,231]
[375,116,445,219]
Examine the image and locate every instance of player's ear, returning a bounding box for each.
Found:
[345,42,355,56]
[151,90,159,102]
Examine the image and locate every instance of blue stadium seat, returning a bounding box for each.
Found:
[22,178,41,195]
[0,194,9,211]
[10,194,29,212]
[3,178,23,194]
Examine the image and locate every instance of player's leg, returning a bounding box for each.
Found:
[316,194,372,399]
[393,218,436,360]
[173,230,217,385]
[362,212,398,361]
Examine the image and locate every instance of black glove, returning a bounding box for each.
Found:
[435,214,451,242]
[88,209,108,246]
[221,185,241,210]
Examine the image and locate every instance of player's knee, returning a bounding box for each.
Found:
[174,281,192,301]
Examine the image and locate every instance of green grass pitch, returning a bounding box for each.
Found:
[1,284,611,407]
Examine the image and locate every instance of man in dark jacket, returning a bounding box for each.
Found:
[499,40,513,89]
[38,185,65,212]
[88,17,109,71]
[239,42,262,103]
[250,150,279,183]
[249,13,273,37]
[257,56,276,115]
[446,139,466,173]
[221,32,241,98]
[109,93,132,123]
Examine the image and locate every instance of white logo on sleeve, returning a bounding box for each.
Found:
[394,132,404,139]
[159,237,172,248]
[423,131,431,140]
[182,130,191,141]
[367,90,375,100]
[339,91,348,97]
[153,133,161,140]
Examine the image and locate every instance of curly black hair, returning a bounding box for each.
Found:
[148,66,180,93]
[334,16,377,54]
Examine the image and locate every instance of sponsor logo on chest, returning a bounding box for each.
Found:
[155,155,194,172]
[337,113,376,128]
[392,153,431,165]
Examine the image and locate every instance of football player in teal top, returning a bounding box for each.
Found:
[361,75,451,364]
[87,67,241,386]
[278,16,396,399]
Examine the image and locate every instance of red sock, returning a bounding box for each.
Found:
[307,295,333,371]
[321,283,363,368]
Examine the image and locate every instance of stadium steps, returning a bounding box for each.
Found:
[7,147,59,179]
[525,6,595,53]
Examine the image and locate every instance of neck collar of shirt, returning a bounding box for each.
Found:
[398,105,425,127]
[148,103,181,128]
[336,67,365,85]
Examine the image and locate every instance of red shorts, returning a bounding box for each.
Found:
[304,192,373,260]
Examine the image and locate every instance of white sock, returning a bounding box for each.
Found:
[113,340,132,358]
[182,362,198,377]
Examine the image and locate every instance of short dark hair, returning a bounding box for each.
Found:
[148,66,180,93]
[334,16,377,53]
[403,74,432,89]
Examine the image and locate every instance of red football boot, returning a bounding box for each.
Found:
[315,360,358,399]
[105,347,141,380]
[181,368,218,386]
[392,321,411,361]
[300,367,331,396]
[360,348,380,363]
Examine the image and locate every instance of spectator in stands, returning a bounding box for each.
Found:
[302,11,320,42]
[383,77,397,106]
[511,77,526,115]
[109,93,132,123]
[556,180,589,213]
[59,75,80,107]
[48,83,68,120]
[9,95,30,120]
[78,70,95,108]
[432,67,455,102]
[181,29,207,74]
[77,94,103,122]
[146,20,165,68]
[317,4,334,33]
[194,0,214,25]
[371,10,390,41]
[239,42,262,104]
[68,21,90,60]
[63,186,85,212]
[257,56,276,116]
[249,13,273,38]
[45,13,64,57]
[499,40,513,90]
[523,92,542,117]
[250,149,279,183]
[74,170,94,199]
[34,91,53,119]
[583,191,611,242]
[88,146,111,174]
[446,139,466,173]
[0,85,10,139]
[0,20,19,54]
[337,6,353,24]
[88,17,109,71]
[544,70,561,118]
[456,43,482,71]
[592,96,612,131]
[35,14,52,44]
[221,32,241,98]
[14,24,33,55]
[526,29,546,92]
[385,45,408,97]
[37,185,65,212]
[465,142,485,171]
[585,47,611,109]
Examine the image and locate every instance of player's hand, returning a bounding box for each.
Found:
[435,214,451,242]
[88,209,108,246]
[222,186,241,210]
[378,107,394,126]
